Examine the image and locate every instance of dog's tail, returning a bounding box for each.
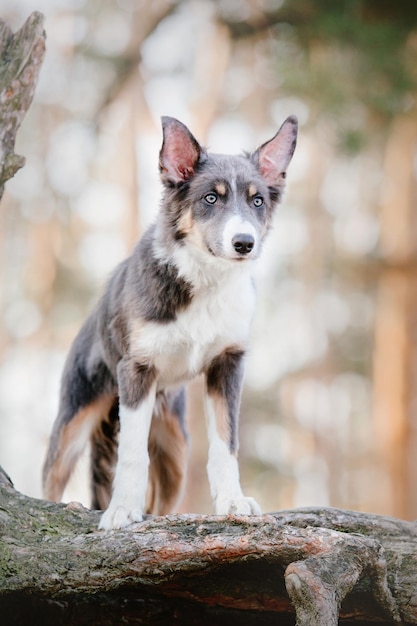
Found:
[42,387,116,504]
[42,311,119,503]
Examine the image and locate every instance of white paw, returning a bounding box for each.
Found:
[99,505,144,530]
[215,495,262,516]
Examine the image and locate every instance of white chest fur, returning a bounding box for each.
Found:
[130,266,256,388]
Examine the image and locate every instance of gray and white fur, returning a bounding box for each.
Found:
[42,115,298,530]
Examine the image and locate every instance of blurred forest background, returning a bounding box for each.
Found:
[1,0,417,520]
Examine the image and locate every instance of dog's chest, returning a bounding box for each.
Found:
[131,271,255,387]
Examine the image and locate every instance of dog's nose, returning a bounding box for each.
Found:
[232,233,255,255]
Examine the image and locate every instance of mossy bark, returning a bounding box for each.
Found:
[1,467,417,625]
[0,12,45,200]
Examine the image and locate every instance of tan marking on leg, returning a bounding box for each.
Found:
[90,402,119,510]
[208,391,232,450]
[147,408,188,515]
[43,395,114,502]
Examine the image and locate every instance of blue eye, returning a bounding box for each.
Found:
[253,196,264,208]
[205,193,218,205]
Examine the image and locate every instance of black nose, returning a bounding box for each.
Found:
[232,233,255,255]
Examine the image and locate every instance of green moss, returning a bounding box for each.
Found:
[0,543,23,581]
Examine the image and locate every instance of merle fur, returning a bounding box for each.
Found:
[43,115,297,512]
[56,225,193,426]
[206,348,245,453]
[91,399,119,510]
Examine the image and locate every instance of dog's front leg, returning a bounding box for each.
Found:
[99,360,157,530]
[205,349,261,516]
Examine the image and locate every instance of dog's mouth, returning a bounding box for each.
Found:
[206,244,255,262]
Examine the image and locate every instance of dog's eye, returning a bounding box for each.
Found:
[205,193,218,205]
[253,196,264,208]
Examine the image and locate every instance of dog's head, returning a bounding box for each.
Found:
[158,116,297,264]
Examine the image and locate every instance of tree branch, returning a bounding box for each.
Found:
[1,466,416,625]
[0,12,46,201]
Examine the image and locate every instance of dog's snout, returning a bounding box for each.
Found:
[232,233,255,255]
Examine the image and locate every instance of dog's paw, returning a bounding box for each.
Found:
[215,495,262,516]
[99,505,144,530]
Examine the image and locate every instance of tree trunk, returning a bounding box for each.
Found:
[0,12,46,201]
[372,112,417,519]
[1,467,416,626]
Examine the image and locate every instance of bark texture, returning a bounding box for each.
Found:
[0,12,46,201]
[1,467,416,626]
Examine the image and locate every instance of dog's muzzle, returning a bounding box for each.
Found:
[232,233,255,256]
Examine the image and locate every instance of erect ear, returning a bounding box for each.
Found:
[253,115,298,186]
[159,117,203,185]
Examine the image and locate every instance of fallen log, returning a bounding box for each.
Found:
[1,466,416,625]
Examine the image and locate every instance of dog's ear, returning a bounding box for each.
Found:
[159,117,203,184]
[253,115,298,186]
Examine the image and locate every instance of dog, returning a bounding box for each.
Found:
[42,115,298,530]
